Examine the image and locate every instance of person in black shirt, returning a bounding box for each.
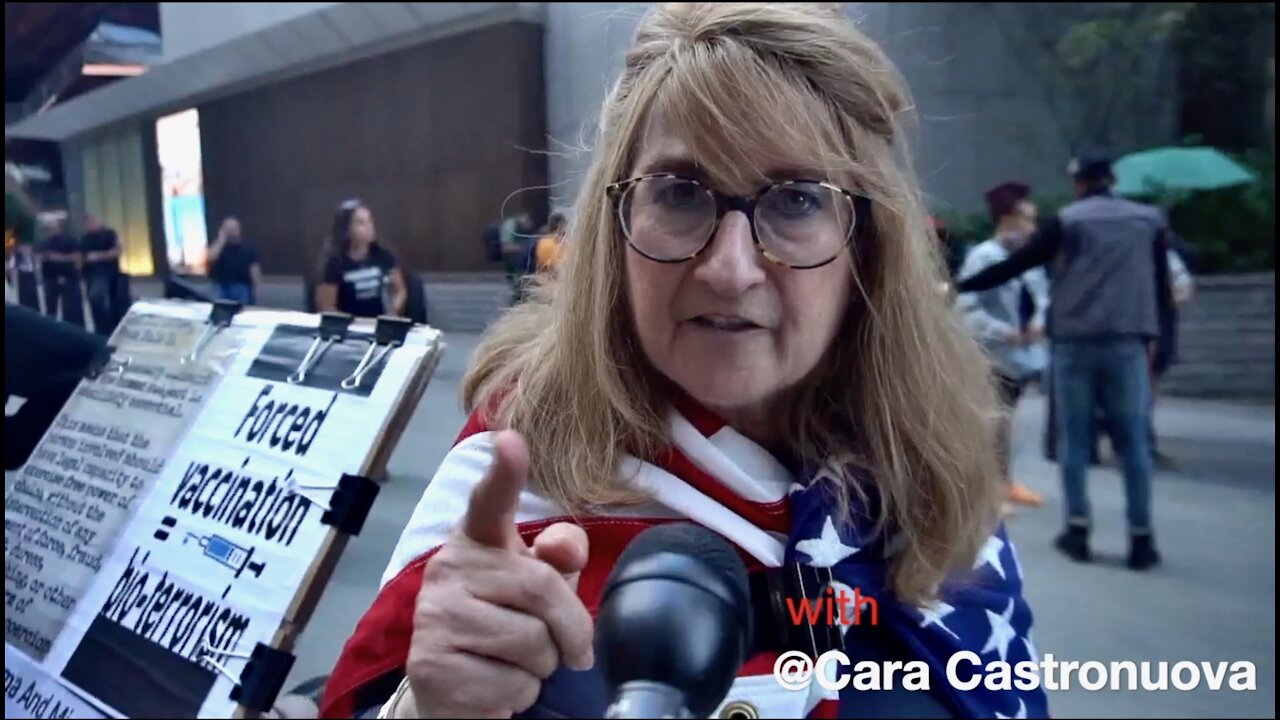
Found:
[81,213,122,335]
[208,216,261,304]
[39,217,85,327]
[315,199,406,318]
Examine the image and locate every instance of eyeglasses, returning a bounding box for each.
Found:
[607,173,871,269]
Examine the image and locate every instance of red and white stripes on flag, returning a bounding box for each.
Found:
[321,402,842,718]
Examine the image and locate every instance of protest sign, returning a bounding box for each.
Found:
[5,301,239,662]
[6,301,443,718]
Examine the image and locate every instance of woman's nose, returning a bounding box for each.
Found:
[691,212,767,296]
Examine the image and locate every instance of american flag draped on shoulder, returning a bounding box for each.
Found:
[786,461,1050,719]
[321,403,1049,719]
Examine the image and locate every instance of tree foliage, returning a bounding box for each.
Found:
[982,2,1275,273]
[984,2,1192,156]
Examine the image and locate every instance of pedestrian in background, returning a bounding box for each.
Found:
[38,215,84,327]
[501,212,536,304]
[81,213,122,334]
[957,156,1172,571]
[208,216,261,305]
[1149,237,1195,469]
[534,212,566,273]
[956,181,1048,514]
[6,169,40,310]
[315,199,407,318]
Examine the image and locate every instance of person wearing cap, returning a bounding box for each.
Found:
[956,156,1171,571]
[956,182,1048,514]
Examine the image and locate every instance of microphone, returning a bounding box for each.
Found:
[595,522,752,719]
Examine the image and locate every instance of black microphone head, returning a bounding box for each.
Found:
[596,522,752,717]
[610,522,752,601]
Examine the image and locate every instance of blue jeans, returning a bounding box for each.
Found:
[1053,338,1154,532]
[215,283,253,304]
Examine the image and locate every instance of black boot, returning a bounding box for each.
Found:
[1054,523,1091,562]
[1128,531,1161,570]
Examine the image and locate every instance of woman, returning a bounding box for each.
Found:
[315,199,407,317]
[323,4,1047,719]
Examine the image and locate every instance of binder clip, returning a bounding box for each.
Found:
[287,312,352,385]
[202,642,295,714]
[85,345,130,380]
[751,564,845,658]
[320,473,381,536]
[185,300,242,363]
[341,316,412,390]
[286,473,380,536]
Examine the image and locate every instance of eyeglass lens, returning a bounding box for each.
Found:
[618,176,854,266]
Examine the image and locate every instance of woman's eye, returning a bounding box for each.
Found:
[774,189,821,215]
[657,182,703,209]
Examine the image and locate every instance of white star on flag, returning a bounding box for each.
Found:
[796,515,860,567]
[1024,633,1039,663]
[918,601,960,640]
[975,535,1007,579]
[981,598,1018,663]
[995,697,1027,719]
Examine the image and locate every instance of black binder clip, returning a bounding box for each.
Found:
[85,345,129,381]
[287,312,352,385]
[225,643,296,714]
[319,473,381,536]
[185,300,242,363]
[752,564,845,658]
[340,315,412,390]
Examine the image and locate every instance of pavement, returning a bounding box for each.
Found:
[283,331,1274,718]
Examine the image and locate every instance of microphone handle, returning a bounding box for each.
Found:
[604,681,693,719]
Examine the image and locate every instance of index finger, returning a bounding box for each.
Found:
[460,430,530,550]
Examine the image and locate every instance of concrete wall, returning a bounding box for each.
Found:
[197,20,548,275]
[543,2,1178,215]
[159,3,338,63]
[132,2,1186,224]
[1162,273,1275,401]
[61,124,157,276]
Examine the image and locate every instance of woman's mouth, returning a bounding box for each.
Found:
[689,315,764,332]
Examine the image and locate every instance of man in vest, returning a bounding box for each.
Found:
[956,156,1171,571]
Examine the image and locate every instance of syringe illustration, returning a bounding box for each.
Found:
[183,533,266,579]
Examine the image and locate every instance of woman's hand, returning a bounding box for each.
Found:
[405,431,594,718]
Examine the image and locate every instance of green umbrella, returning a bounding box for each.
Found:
[1112,146,1258,197]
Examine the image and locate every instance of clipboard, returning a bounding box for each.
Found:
[3,298,446,719]
[230,313,442,720]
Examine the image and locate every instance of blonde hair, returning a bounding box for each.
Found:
[464,3,1002,606]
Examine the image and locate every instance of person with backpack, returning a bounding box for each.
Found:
[498,213,536,304]
[533,213,567,274]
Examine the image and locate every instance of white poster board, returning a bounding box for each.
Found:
[5,300,444,718]
[6,301,239,662]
